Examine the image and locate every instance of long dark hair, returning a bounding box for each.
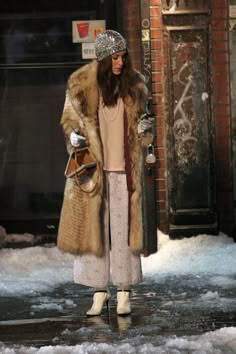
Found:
[97,50,137,107]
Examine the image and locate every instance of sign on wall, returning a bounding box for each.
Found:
[72,20,105,43]
[82,43,96,59]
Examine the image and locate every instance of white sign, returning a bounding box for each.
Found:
[230,5,236,18]
[82,43,96,59]
[72,20,105,43]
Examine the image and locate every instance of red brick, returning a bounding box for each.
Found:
[150,0,161,5]
[212,8,228,18]
[152,82,162,93]
[156,147,164,158]
[150,29,162,39]
[156,137,164,149]
[212,41,228,52]
[212,0,227,8]
[212,30,228,41]
[152,72,162,82]
[156,168,165,179]
[213,71,229,83]
[213,96,229,105]
[151,39,161,50]
[213,62,229,74]
[214,114,230,126]
[157,190,167,201]
[150,6,161,17]
[150,17,162,28]
[151,60,163,71]
[153,104,163,117]
[156,124,164,135]
[156,117,164,127]
[211,19,227,29]
[215,125,230,136]
[213,52,228,63]
[151,50,162,61]
[212,82,229,95]
[213,105,229,116]
[157,158,166,169]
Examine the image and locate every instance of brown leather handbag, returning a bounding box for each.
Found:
[64,147,99,193]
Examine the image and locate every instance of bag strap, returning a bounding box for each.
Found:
[73,147,100,194]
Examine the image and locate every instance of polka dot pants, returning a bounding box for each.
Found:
[74,171,142,289]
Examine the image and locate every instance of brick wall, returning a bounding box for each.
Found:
[122,0,168,234]
[122,0,142,71]
[211,0,234,236]
[149,0,168,233]
[122,0,234,237]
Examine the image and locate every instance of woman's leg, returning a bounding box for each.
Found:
[108,172,142,288]
[73,174,110,289]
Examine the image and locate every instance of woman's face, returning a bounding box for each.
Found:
[111,50,126,75]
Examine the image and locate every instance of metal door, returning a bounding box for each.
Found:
[162,0,217,237]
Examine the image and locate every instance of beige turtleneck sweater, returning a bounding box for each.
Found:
[98,97,125,171]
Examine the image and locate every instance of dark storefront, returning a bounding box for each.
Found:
[0,1,126,234]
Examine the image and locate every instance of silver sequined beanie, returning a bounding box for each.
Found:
[95,30,127,61]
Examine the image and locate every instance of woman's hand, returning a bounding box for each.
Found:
[138,114,155,134]
[70,131,85,147]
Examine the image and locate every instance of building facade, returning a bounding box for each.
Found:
[0,0,235,240]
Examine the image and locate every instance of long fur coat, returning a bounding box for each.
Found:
[57,60,151,256]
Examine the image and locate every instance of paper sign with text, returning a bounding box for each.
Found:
[82,43,96,59]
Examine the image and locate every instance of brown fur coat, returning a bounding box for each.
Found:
[57,60,150,256]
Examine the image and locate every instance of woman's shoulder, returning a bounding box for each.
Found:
[67,60,97,89]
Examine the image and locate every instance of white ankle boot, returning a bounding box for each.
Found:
[117,290,131,316]
[86,291,111,316]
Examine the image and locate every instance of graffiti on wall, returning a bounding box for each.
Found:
[173,61,198,169]
[171,34,209,174]
[163,0,209,11]
[141,17,152,90]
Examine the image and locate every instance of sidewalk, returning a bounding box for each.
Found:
[0,275,236,347]
[1,231,236,351]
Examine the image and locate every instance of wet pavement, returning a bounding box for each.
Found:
[1,275,236,347]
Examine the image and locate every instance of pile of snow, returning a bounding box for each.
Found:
[0,326,236,353]
[0,244,73,296]
[0,230,236,296]
[142,231,236,278]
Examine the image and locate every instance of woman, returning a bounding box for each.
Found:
[58,30,153,316]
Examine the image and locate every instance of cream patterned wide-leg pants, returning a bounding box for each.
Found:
[74,171,142,289]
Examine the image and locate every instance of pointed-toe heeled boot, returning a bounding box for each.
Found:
[86,291,111,316]
[117,290,131,316]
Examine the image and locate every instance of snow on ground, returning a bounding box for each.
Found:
[1,230,236,296]
[0,230,236,353]
[0,326,236,354]
[142,230,236,277]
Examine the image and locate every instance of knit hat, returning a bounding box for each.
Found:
[95,30,127,61]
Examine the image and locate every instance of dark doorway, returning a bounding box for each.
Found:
[0,0,118,234]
